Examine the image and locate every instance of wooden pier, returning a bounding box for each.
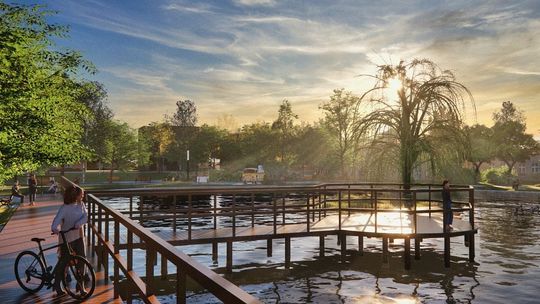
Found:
[84,182,477,303]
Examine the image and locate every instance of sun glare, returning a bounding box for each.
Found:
[385,77,402,102]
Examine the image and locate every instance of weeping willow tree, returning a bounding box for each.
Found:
[361,59,475,189]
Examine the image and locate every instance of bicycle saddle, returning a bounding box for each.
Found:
[31,237,45,242]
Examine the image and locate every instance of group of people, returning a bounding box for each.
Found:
[9,175,58,206]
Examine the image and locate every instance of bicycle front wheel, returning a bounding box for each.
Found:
[14,251,45,293]
[62,255,96,301]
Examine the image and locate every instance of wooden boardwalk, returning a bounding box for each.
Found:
[0,196,121,304]
[134,211,473,246]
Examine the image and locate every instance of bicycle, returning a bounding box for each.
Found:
[14,227,96,300]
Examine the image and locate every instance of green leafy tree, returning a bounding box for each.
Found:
[320,89,365,178]
[102,121,138,182]
[361,59,474,188]
[166,99,198,178]
[0,2,94,182]
[491,101,539,175]
[139,122,174,172]
[464,124,495,182]
[271,100,298,176]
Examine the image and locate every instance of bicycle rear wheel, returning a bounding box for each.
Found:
[14,251,46,293]
[62,255,96,301]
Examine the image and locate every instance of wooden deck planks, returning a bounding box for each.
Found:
[0,196,122,304]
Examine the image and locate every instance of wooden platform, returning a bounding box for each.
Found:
[135,211,474,246]
[0,196,122,304]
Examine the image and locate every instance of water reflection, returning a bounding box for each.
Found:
[102,198,540,303]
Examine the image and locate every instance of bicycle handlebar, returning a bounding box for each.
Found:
[51,227,78,235]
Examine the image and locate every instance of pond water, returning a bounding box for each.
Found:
[102,197,540,303]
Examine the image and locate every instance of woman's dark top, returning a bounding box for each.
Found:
[442,188,451,203]
[28,178,37,192]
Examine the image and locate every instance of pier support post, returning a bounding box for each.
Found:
[341,233,347,262]
[212,242,218,261]
[319,235,325,257]
[404,237,411,270]
[414,237,421,260]
[444,234,450,268]
[267,239,273,257]
[226,241,233,273]
[285,237,291,268]
[382,237,389,264]
[468,232,475,262]
[358,235,363,256]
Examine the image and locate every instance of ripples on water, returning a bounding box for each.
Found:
[102,197,540,303]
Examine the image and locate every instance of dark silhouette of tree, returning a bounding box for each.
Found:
[320,89,365,178]
[361,59,474,189]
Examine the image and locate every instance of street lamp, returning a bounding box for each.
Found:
[186,149,190,181]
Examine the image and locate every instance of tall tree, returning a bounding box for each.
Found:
[0,2,94,182]
[361,59,474,188]
[464,124,495,182]
[491,101,539,174]
[102,121,138,182]
[320,89,364,178]
[272,100,298,170]
[166,99,198,178]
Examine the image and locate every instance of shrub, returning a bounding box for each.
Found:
[481,166,515,185]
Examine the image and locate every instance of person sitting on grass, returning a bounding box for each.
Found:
[10,180,24,204]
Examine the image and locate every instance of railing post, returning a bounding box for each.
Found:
[173,194,177,233]
[232,194,236,237]
[273,193,277,235]
[374,191,378,233]
[188,194,192,240]
[146,247,155,296]
[251,193,255,228]
[213,194,218,230]
[306,193,310,232]
[97,207,102,270]
[104,212,109,283]
[161,254,168,280]
[129,195,133,219]
[91,199,96,257]
[177,266,186,304]
[126,230,133,304]
[413,191,417,234]
[338,190,342,231]
[282,194,286,225]
[86,193,91,247]
[428,185,432,218]
[114,221,120,298]
[347,184,351,217]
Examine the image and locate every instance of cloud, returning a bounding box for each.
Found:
[232,0,276,7]
[51,0,540,137]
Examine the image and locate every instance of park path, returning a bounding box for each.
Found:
[0,195,122,304]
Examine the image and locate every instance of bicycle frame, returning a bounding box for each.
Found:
[35,229,77,280]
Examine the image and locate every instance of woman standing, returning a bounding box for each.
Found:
[442,180,453,231]
[28,174,37,206]
[51,185,88,296]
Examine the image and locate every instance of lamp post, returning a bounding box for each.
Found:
[186,149,190,181]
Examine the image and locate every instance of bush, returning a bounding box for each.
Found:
[481,166,515,185]
[209,169,241,182]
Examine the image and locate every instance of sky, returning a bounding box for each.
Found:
[16,0,540,136]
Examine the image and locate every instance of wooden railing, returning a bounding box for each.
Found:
[60,177,261,304]
[90,182,475,238]
[60,177,475,303]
